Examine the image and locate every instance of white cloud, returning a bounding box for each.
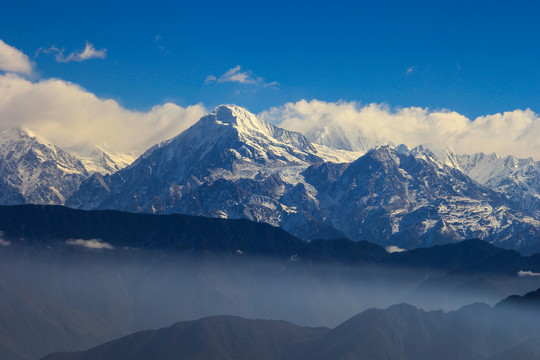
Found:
[260,100,540,160]
[65,238,114,249]
[406,66,415,75]
[263,81,280,89]
[218,65,257,84]
[518,270,540,277]
[0,39,33,75]
[386,245,406,253]
[0,73,207,155]
[204,74,217,84]
[205,65,277,88]
[49,42,107,63]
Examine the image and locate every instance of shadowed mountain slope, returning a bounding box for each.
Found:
[41,316,328,360]
[42,288,540,360]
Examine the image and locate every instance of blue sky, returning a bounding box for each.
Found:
[1,0,538,118]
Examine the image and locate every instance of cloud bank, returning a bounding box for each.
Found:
[0,39,33,74]
[0,73,206,155]
[261,100,540,160]
[1,41,538,162]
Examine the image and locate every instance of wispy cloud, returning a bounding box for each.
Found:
[154,35,167,53]
[204,74,217,84]
[66,238,114,250]
[205,65,278,88]
[217,65,258,84]
[518,270,540,277]
[43,42,107,63]
[263,81,279,89]
[0,39,33,75]
[406,66,416,75]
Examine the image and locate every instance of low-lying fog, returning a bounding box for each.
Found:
[4,247,540,332]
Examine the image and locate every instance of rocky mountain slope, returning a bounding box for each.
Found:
[449,151,540,217]
[76,145,135,175]
[67,105,354,240]
[0,128,89,204]
[306,144,540,250]
[0,128,133,205]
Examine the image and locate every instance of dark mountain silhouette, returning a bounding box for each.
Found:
[0,266,124,360]
[41,316,328,360]
[2,205,540,270]
[42,288,540,360]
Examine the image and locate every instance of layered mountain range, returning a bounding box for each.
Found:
[2,105,540,252]
[3,204,540,360]
[41,289,540,360]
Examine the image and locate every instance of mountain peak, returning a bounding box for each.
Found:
[366,145,400,164]
[211,104,276,137]
[215,104,249,118]
[0,126,53,146]
[190,105,318,156]
[0,127,89,205]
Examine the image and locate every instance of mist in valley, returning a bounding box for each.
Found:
[3,243,540,358]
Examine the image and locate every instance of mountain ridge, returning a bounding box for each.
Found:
[41,288,540,360]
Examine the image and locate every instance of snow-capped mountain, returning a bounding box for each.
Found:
[0,127,89,204]
[67,105,357,239]
[302,123,374,152]
[305,145,540,250]
[0,127,135,205]
[449,152,540,217]
[2,105,540,251]
[77,145,136,175]
[392,146,540,220]
[67,106,540,251]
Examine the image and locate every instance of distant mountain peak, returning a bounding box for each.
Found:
[365,145,402,166]
[1,126,52,146]
[0,127,88,205]
[76,145,135,175]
